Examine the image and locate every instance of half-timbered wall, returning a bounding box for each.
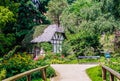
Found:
[51,32,64,53]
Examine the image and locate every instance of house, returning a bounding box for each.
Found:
[31,24,66,57]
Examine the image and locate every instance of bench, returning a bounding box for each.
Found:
[77,56,100,63]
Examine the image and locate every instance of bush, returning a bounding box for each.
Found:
[2,52,37,78]
[46,66,56,78]
[41,43,52,52]
[66,54,77,60]
[36,59,50,66]
[0,69,6,80]
[106,57,120,73]
[1,52,56,80]
[50,59,65,64]
[31,66,56,79]
[62,41,71,57]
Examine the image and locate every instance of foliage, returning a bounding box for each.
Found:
[22,25,47,48]
[46,66,56,78]
[70,31,100,56]
[50,59,65,64]
[61,0,118,34]
[66,54,77,60]
[67,0,76,4]
[105,56,120,73]
[31,66,55,80]
[0,6,16,56]
[0,69,6,80]
[62,41,72,56]
[0,34,16,56]
[16,0,39,43]
[100,55,120,74]
[0,6,15,28]
[99,34,114,52]
[46,0,68,24]
[41,42,52,52]
[60,0,120,56]
[1,52,56,80]
[2,45,20,61]
[32,78,44,81]
[86,66,102,81]
[15,0,50,45]
[44,53,66,64]
[2,52,37,78]
[64,54,78,64]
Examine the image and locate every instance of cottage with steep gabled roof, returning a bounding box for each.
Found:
[31,24,66,57]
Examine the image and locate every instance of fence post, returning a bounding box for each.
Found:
[41,68,47,81]
[27,74,31,81]
[110,73,114,81]
[102,67,106,81]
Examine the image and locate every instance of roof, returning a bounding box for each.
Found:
[31,24,64,43]
[22,25,47,47]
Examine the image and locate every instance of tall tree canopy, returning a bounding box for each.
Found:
[61,0,120,55]
[0,0,50,56]
[15,0,50,44]
[46,0,68,25]
[0,6,15,56]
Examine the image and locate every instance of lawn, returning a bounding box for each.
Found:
[86,66,102,81]
[33,78,50,81]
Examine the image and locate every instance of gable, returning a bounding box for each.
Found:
[31,24,65,43]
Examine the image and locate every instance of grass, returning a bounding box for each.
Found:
[65,59,99,64]
[33,78,50,81]
[86,66,102,81]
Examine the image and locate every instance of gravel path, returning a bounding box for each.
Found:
[50,64,98,81]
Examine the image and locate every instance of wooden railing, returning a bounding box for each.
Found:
[101,65,120,81]
[2,65,49,81]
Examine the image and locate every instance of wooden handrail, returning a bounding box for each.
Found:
[2,65,49,81]
[101,65,120,81]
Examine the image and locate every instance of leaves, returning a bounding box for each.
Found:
[0,6,14,28]
[0,34,16,56]
[46,0,68,24]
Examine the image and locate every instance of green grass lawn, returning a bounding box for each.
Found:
[33,78,50,81]
[86,66,102,81]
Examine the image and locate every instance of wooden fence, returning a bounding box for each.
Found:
[101,65,120,81]
[2,65,49,81]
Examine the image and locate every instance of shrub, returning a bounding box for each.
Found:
[62,41,71,57]
[50,59,65,64]
[41,43,52,52]
[46,66,56,78]
[36,59,50,66]
[66,54,77,60]
[1,52,56,80]
[107,57,120,73]
[0,69,6,80]
[2,52,37,78]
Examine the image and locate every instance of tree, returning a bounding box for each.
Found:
[60,0,120,55]
[46,0,68,25]
[0,6,15,56]
[70,31,100,56]
[15,0,49,44]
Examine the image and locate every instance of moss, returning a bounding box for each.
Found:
[22,25,48,47]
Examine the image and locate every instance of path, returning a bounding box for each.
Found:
[50,64,98,81]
